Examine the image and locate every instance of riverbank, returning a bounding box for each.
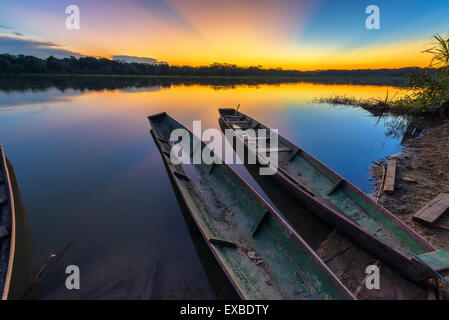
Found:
[370,119,449,296]
[315,95,449,116]
[314,95,395,116]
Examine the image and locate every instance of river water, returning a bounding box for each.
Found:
[0,77,407,299]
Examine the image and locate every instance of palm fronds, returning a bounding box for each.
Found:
[422,34,449,69]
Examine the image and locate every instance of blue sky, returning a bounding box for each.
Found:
[0,0,448,69]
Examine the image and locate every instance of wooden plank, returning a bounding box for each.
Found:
[251,210,270,237]
[208,238,237,248]
[257,147,291,153]
[245,136,270,141]
[327,179,344,196]
[323,243,353,263]
[383,159,397,193]
[277,167,316,197]
[228,120,250,125]
[224,115,243,119]
[413,193,449,225]
[288,149,301,162]
[417,250,449,270]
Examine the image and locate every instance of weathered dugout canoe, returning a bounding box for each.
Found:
[5,154,35,300]
[148,112,354,300]
[218,108,449,281]
[0,145,16,300]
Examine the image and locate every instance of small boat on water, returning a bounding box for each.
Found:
[0,145,16,300]
[218,108,449,281]
[148,112,354,300]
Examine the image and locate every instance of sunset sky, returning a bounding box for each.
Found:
[1,0,449,70]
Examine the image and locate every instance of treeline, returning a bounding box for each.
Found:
[0,74,412,93]
[0,75,318,93]
[0,53,432,78]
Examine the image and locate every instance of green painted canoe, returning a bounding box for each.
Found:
[219,108,449,281]
[148,112,354,300]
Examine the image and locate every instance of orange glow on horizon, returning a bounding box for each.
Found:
[60,35,432,71]
[4,1,440,71]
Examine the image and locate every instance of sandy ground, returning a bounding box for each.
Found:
[316,230,430,300]
[370,119,449,298]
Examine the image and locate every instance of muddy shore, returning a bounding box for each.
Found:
[370,118,449,296]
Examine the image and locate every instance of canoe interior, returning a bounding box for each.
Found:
[284,153,426,254]
[0,145,14,300]
[218,109,430,258]
[149,112,352,300]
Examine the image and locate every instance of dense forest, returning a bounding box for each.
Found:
[0,53,432,79]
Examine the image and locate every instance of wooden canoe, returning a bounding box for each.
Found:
[219,108,449,281]
[148,112,354,300]
[0,145,16,300]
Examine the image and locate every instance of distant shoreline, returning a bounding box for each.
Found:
[1,73,407,80]
[0,73,408,88]
[0,54,434,85]
[0,72,407,79]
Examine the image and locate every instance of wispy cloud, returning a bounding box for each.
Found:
[1,0,448,69]
[0,24,23,36]
[0,35,83,58]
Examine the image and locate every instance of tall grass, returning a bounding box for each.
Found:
[317,34,449,115]
[393,34,449,114]
[422,34,449,71]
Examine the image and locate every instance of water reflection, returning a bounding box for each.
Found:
[154,133,240,300]
[0,75,406,94]
[5,157,35,299]
[0,77,410,299]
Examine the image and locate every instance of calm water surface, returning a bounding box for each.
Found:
[0,79,408,299]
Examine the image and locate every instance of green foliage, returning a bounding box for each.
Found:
[392,71,449,114]
[0,53,427,80]
[392,34,449,114]
[314,92,395,116]
[316,34,449,116]
[422,34,449,71]
[314,95,360,106]
[392,70,449,114]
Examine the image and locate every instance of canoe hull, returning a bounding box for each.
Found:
[272,173,436,281]
[219,108,443,281]
[150,130,245,299]
[149,112,355,300]
[0,145,16,300]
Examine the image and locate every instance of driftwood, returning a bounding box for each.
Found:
[383,159,397,193]
[414,193,449,230]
